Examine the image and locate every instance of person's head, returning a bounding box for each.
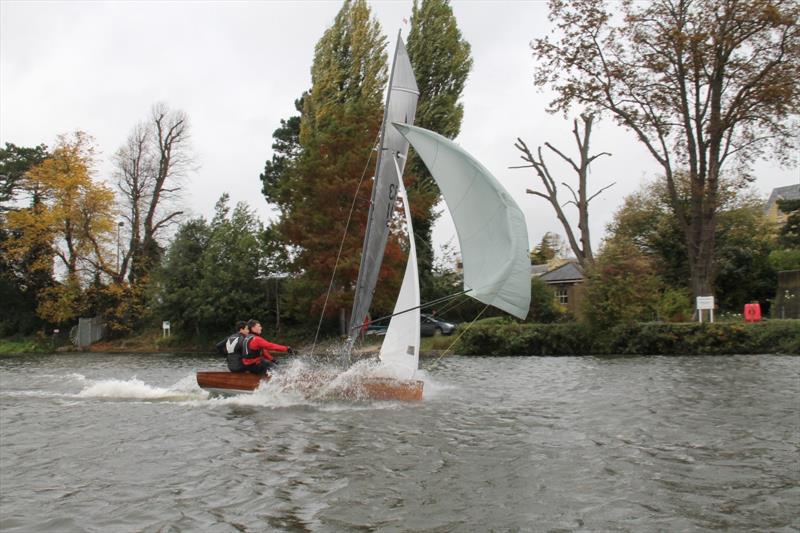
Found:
[235,320,248,334]
[247,319,262,335]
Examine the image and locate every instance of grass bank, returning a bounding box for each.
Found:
[0,337,54,354]
[456,318,800,356]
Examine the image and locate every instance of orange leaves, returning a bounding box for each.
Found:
[3,131,117,280]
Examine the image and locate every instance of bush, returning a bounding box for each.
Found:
[655,288,692,322]
[527,277,569,323]
[769,249,800,272]
[582,241,663,329]
[457,318,594,356]
[456,318,800,355]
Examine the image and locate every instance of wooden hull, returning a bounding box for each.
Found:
[196,371,423,401]
[345,377,424,401]
[196,371,269,395]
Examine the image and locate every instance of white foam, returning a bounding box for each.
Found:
[76,376,205,401]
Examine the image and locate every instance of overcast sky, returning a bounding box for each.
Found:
[2,0,798,261]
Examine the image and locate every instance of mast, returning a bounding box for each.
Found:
[348,30,419,341]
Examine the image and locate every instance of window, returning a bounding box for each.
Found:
[555,287,568,305]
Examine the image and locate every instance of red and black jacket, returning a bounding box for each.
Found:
[241,334,289,366]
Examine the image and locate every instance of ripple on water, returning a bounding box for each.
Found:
[0,353,798,531]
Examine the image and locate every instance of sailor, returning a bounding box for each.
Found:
[240,319,294,375]
[215,320,249,372]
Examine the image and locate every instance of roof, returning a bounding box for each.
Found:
[539,262,585,284]
[530,264,549,277]
[765,184,800,213]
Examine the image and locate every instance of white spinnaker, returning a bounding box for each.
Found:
[393,123,531,320]
[378,156,420,379]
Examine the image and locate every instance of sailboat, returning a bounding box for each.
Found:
[197,33,531,399]
[197,34,418,398]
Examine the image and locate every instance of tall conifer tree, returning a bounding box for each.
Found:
[406,0,473,298]
[270,0,403,320]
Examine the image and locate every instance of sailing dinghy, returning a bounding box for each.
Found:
[195,34,419,398]
[196,34,531,399]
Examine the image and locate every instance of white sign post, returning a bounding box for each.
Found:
[696,296,715,323]
[162,321,171,337]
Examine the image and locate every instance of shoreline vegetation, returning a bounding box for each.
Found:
[1,319,797,356]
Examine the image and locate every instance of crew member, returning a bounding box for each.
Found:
[241,319,294,375]
[214,320,249,372]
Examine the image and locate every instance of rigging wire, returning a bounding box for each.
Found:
[310,135,380,357]
[353,289,472,330]
[431,292,471,317]
[424,302,491,369]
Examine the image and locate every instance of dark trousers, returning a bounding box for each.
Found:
[243,358,274,375]
[226,354,244,372]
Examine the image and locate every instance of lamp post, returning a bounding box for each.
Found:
[116,221,124,274]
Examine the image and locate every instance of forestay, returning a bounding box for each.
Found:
[393,123,531,320]
[349,34,419,340]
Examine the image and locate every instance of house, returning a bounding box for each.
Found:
[765,183,800,226]
[538,261,586,317]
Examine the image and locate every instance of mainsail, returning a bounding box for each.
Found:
[349,33,419,340]
[393,123,531,320]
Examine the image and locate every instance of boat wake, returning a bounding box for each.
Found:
[62,354,443,406]
[76,374,205,402]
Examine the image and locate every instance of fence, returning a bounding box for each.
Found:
[69,315,107,348]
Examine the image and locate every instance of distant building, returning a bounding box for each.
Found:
[538,261,586,317]
[765,183,800,226]
[530,264,549,278]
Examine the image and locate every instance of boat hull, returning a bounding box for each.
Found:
[196,371,268,395]
[195,371,423,401]
[347,378,424,401]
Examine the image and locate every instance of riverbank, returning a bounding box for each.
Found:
[0,329,460,356]
[5,320,795,356]
[458,318,800,356]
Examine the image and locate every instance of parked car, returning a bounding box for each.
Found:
[364,323,388,336]
[420,314,456,337]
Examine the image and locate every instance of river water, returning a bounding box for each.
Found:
[0,353,797,532]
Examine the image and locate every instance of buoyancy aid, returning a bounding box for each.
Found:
[216,333,245,356]
[241,334,262,366]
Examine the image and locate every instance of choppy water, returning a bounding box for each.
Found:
[0,353,798,532]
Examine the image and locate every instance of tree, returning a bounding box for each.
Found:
[406,0,473,298]
[513,113,615,268]
[193,196,268,333]
[114,103,191,284]
[266,0,401,325]
[0,142,52,334]
[582,240,663,329]
[714,200,776,310]
[776,198,800,247]
[533,0,799,299]
[528,277,566,323]
[260,97,303,209]
[769,198,800,271]
[606,178,777,311]
[158,195,270,336]
[158,217,211,335]
[4,132,117,324]
[0,142,49,210]
[530,232,568,265]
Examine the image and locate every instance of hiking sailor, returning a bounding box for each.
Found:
[240,319,294,375]
[215,320,250,372]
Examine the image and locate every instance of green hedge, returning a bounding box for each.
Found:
[456,318,800,356]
